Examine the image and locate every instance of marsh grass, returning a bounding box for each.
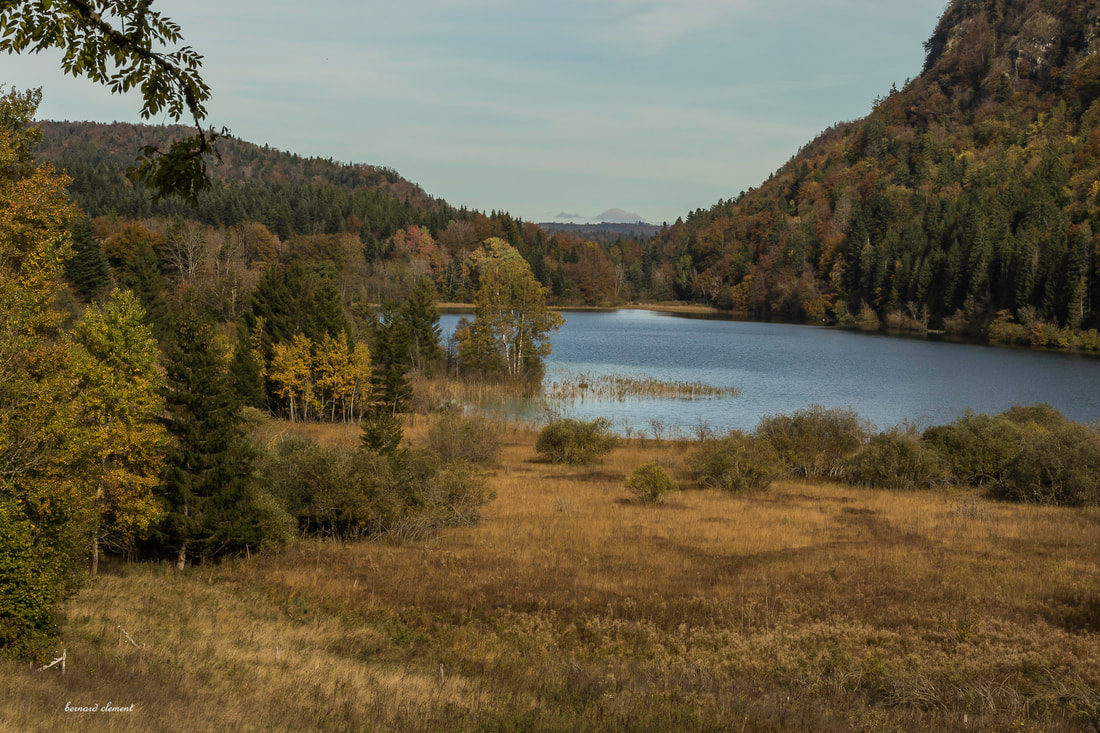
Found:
[545,373,740,402]
[4,428,1100,731]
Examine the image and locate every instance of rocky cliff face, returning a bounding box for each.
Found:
[924,0,1100,99]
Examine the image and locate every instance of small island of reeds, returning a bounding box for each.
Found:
[545,373,741,402]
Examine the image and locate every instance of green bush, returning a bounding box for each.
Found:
[245,484,298,553]
[996,421,1100,506]
[756,405,872,478]
[923,404,1070,487]
[426,460,495,524]
[691,432,781,493]
[259,435,496,541]
[842,429,947,490]
[426,408,501,465]
[535,417,617,465]
[923,411,1024,485]
[1000,403,1069,429]
[0,498,83,663]
[625,463,678,504]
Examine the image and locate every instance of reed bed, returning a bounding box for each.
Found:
[545,372,740,402]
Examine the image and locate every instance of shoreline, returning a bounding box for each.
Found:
[437,301,725,317]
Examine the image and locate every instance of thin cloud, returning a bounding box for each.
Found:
[609,0,755,48]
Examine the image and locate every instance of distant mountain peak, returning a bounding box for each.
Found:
[595,208,647,224]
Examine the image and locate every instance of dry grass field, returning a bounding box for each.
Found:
[3,421,1099,732]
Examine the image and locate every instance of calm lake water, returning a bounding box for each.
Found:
[440,310,1100,435]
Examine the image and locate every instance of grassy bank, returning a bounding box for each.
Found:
[4,424,1099,731]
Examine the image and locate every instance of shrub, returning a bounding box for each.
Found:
[756,405,872,478]
[426,408,501,465]
[625,463,678,504]
[535,417,617,465]
[691,432,780,493]
[1000,403,1068,429]
[923,411,1024,485]
[855,301,880,331]
[245,486,298,553]
[924,404,1071,487]
[987,310,1029,345]
[842,429,947,490]
[259,435,497,541]
[426,460,495,524]
[996,421,1100,507]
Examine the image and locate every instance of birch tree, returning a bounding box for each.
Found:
[457,238,563,379]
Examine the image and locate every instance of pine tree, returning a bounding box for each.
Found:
[229,324,266,410]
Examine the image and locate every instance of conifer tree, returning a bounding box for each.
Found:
[156,301,261,568]
[400,276,443,372]
[368,301,413,416]
[64,218,112,302]
[229,324,266,410]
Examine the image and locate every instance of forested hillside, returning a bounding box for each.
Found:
[35,121,667,307]
[651,0,1100,346]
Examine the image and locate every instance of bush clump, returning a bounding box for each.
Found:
[842,429,947,490]
[922,410,1025,486]
[996,421,1100,506]
[259,434,494,541]
[691,432,781,493]
[426,408,501,465]
[625,463,678,504]
[756,405,872,478]
[535,417,617,465]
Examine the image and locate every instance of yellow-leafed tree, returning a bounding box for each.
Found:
[269,333,316,422]
[0,87,87,661]
[71,288,168,576]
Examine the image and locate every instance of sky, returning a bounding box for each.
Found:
[3,0,949,225]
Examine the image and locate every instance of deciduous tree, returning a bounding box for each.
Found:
[0,87,86,660]
[457,238,563,379]
[71,288,167,575]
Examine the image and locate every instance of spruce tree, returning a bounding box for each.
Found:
[64,218,112,302]
[400,276,443,372]
[156,302,261,568]
[368,301,412,416]
[229,325,266,410]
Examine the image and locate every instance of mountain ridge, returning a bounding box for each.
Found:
[650,0,1100,344]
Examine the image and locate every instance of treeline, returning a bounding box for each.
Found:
[34,122,688,308]
[642,0,1100,347]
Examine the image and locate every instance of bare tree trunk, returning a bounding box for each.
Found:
[176,543,187,571]
[90,535,99,577]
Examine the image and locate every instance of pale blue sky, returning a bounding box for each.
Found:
[4,0,948,224]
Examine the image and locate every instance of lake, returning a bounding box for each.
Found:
[439,309,1100,435]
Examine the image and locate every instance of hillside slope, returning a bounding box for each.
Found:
[655,0,1100,341]
[34,121,464,244]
